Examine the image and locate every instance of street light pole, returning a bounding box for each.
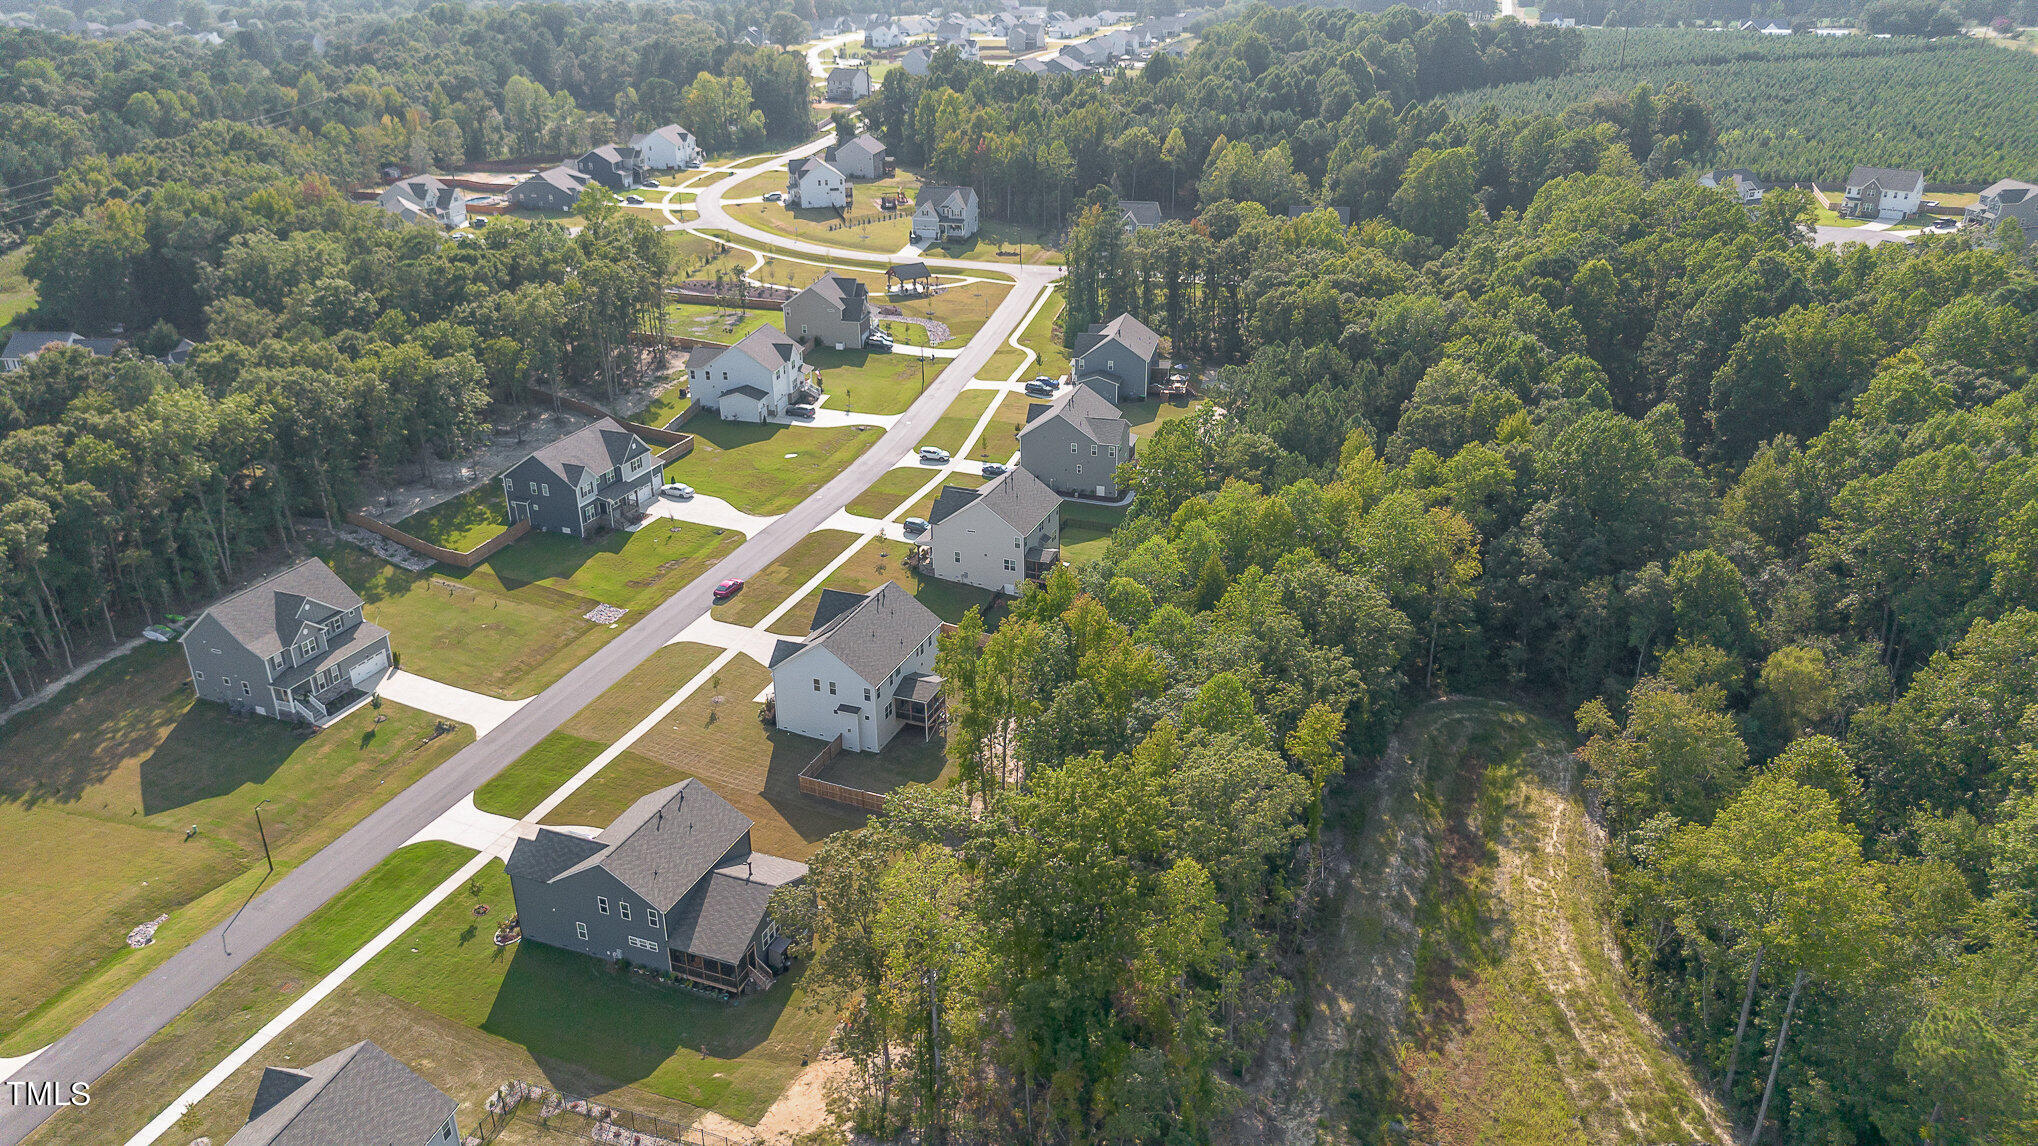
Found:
[254,797,274,875]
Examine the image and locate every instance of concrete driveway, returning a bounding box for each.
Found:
[638,492,779,535]
[376,670,527,736]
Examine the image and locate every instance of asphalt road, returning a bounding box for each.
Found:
[0,151,1057,1146]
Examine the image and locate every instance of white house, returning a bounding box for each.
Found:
[939,33,980,60]
[1697,168,1766,205]
[377,175,467,227]
[687,324,806,421]
[1048,14,1096,37]
[786,156,849,210]
[925,468,1061,596]
[825,66,872,102]
[1842,165,1925,221]
[825,134,891,180]
[912,184,980,243]
[630,124,702,171]
[1007,21,1046,52]
[768,583,947,753]
[865,21,903,47]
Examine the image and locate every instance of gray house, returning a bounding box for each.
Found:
[1696,168,1766,205]
[783,271,875,350]
[506,779,807,994]
[227,1041,457,1146]
[508,165,590,211]
[1118,200,1162,233]
[825,134,892,180]
[926,466,1061,594]
[501,417,664,538]
[1841,165,1925,221]
[826,66,872,102]
[1,331,120,371]
[1018,384,1134,498]
[1966,179,2038,232]
[576,144,646,191]
[1071,313,1162,401]
[180,558,393,725]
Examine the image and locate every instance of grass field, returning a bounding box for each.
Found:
[1059,501,1129,566]
[636,384,692,429]
[1127,394,1204,432]
[391,485,511,552]
[973,391,1034,464]
[666,301,777,344]
[807,346,935,414]
[1018,290,1072,379]
[845,467,948,519]
[713,529,861,627]
[884,278,1013,346]
[728,176,1062,265]
[0,247,34,330]
[765,533,998,637]
[471,732,608,819]
[670,419,883,514]
[0,643,473,1051]
[917,389,998,456]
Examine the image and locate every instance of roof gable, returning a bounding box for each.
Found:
[185,558,363,660]
[795,582,944,686]
[226,1041,454,1146]
[514,417,652,486]
[530,780,755,912]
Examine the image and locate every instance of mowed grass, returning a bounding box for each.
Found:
[0,246,34,330]
[0,643,473,1052]
[974,391,1034,464]
[730,171,1061,265]
[637,383,692,430]
[671,419,883,514]
[807,346,933,414]
[896,277,1013,346]
[1126,395,1203,433]
[666,301,776,344]
[766,533,998,637]
[917,388,997,456]
[390,485,511,552]
[845,468,943,519]
[1019,290,1073,380]
[472,732,607,819]
[713,529,861,627]
[1060,502,1129,566]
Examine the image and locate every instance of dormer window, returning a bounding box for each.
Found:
[300,639,316,656]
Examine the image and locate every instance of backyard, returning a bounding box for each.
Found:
[391,485,513,552]
[1058,501,1129,566]
[669,419,883,514]
[665,301,777,345]
[0,643,474,1053]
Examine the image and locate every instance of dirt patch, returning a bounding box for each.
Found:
[689,1051,855,1143]
[355,405,599,525]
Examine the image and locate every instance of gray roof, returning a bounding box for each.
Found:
[3,331,80,362]
[889,260,932,280]
[1021,383,1128,446]
[522,165,589,196]
[787,272,868,324]
[1076,312,1161,364]
[781,582,943,686]
[184,558,364,661]
[1015,56,1051,73]
[530,780,755,913]
[929,466,1059,532]
[788,155,844,182]
[666,854,807,964]
[827,134,887,165]
[516,417,652,486]
[632,124,696,149]
[226,1041,455,1146]
[1119,200,1162,227]
[691,323,800,375]
[1847,165,1925,194]
[915,184,977,216]
[1981,178,2038,204]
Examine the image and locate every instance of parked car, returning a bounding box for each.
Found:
[625,194,645,205]
[981,461,1007,476]
[662,482,695,499]
[713,578,744,602]
[1030,375,1055,387]
[643,179,661,188]
[788,403,817,420]
[918,446,952,464]
[1024,381,1056,398]
[472,216,488,228]
[763,191,783,202]
[903,517,930,534]
[865,331,893,349]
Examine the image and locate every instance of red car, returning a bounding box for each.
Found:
[713,578,744,603]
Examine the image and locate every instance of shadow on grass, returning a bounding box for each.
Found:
[757,727,872,844]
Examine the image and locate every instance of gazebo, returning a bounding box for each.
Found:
[886,260,934,294]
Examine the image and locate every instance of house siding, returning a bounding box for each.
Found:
[1070,335,1151,399]
[1020,417,1131,497]
[509,864,682,970]
[928,499,1058,596]
[773,643,934,753]
[182,614,280,712]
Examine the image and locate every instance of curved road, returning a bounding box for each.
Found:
[0,137,1057,1146]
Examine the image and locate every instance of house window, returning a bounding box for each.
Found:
[528,481,538,494]
[597,896,610,914]
[541,483,550,497]
[1091,445,1099,455]
[647,908,660,928]
[620,901,631,921]
[242,682,251,696]
[629,935,658,952]
[953,551,961,563]
[864,687,872,701]
[885,702,893,718]
[301,639,315,655]
[1005,559,1017,571]
[813,678,821,692]
[576,922,588,939]
[1070,443,1078,453]
[1108,445,1117,457]
[1075,464,1082,474]
[828,681,836,695]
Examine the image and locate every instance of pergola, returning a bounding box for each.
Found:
[886,260,933,293]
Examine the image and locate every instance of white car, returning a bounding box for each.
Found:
[662,482,695,499]
[918,446,951,464]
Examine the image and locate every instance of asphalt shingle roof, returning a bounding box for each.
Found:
[788,582,943,686]
[666,855,807,964]
[226,1041,454,1146]
[185,558,364,661]
[1077,313,1161,364]
[519,417,651,486]
[1020,383,1128,447]
[1119,200,1162,227]
[549,780,755,912]
[691,323,799,375]
[929,466,1059,532]
[827,135,887,165]
[1847,165,1925,195]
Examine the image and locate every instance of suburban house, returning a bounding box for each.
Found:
[740,25,767,45]
[576,143,646,191]
[1,331,120,371]
[865,21,903,47]
[1697,168,1766,204]
[825,134,891,180]
[768,583,946,753]
[1020,384,1135,498]
[688,324,808,421]
[501,417,665,537]
[783,272,876,350]
[1071,313,1163,401]
[826,66,872,102]
[900,46,934,75]
[1118,199,1163,233]
[180,558,393,725]
[226,1041,457,1146]
[509,165,590,211]
[1049,13,1097,36]
[786,156,850,209]
[1841,165,1925,221]
[939,33,980,59]
[1966,179,2038,232]
[1014,56,1051,73]
[506,780,806,994]
[911,184,980,243]
[630,124,702,170]
[1008,20,1046,51]
[377,175,468,227]
[926,467,1062,595]
[1042,52,1089,74]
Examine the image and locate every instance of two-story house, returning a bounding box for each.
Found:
[925,467,1061,595]
[786,156,849,210]
[1,331,120,372]
[783,272,875,350]
[377,175,468,227]
[509,165,591,211]
[900,46,934,76]
[227,1041,457,1146]
[1071,313,1162,401]
[938,33,980,60]
[825,134,891,180]
[180,558,393,725]
[1965,178,2038,232]
[577,143,647,191]
[506,780,806,994]
[629,124,702,171]
[1019,384,1135,498]
[688,324,807,421]
[864,21,903,47]
[501,418,665,537]
[911,184,979,243]
[1118,200,1163,233]
[825,66,872,103]
[1007,20,1045,51]
[1696,168,1766,205]
[1842,165,1925,221]
[768,583,946,753]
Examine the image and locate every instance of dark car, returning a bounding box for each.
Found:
[713,578,744,602]
[1024,381,1056,398]
[788,403,817,420]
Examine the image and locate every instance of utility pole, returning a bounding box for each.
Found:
[254,797,274,874]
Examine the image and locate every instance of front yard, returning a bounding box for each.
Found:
[765,532,999,637]
[917,388,998,456]
[807,346,936,414]
[671,419,884,514]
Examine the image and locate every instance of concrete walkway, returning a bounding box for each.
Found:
[376,671,528,736]
[670,615,788,665]
[402,794,519,853]
[639,492,779,536]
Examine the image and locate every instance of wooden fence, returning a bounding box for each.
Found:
[830,208,908,231]
[344,512,531,568]
[797,733,888,812]
[535,387,701,444]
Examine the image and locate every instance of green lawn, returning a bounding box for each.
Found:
[713,529,860,626]
[918,389,998,456]
[729,173,1062,266]
[564,642,725,742]
[471,732,608,818]
[767,533,998,637]
[1126,395,1203,432]
[845,468,943,518]
[637,384,692,430]
[502,207,586,229]
[667,232,755,281]
[1058,501,1129,566]
[390,485,511,552]
[974,391,1034,464]
[889,277,1013,345]
[671,420,883,514]
[0,643,473,1052]
[266,840,476,974]
[0,247,34,330]
[1018,290,1072,380]
[807,346,935,415]
[667,301,776,344]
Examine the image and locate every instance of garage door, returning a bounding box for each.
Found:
[350,649,391,687]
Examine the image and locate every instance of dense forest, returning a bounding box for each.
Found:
[777,7,2038,1145]
[1442,28,2038,185]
